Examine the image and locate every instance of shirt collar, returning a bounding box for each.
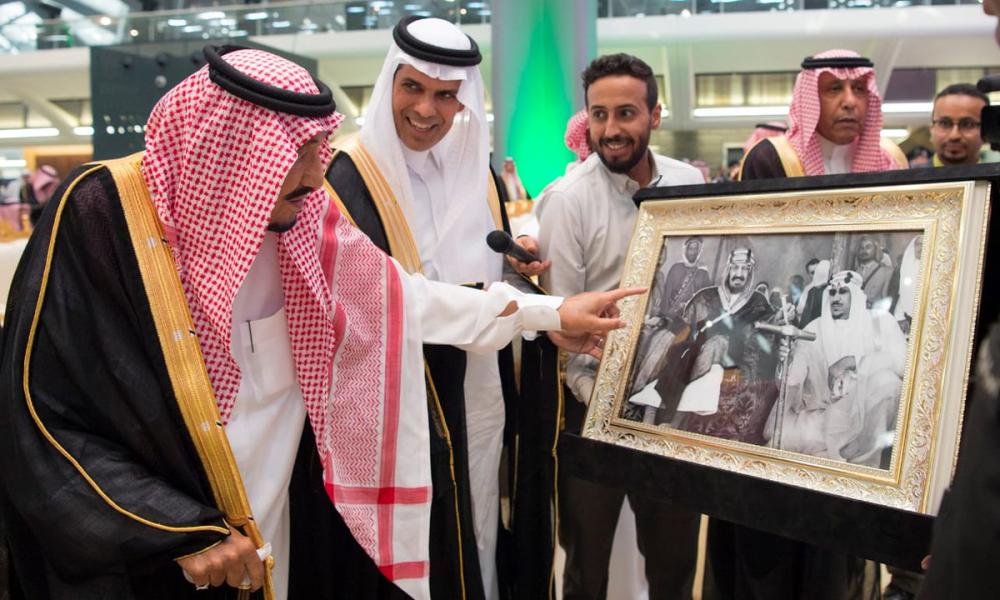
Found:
[604,151,660,196]
[401,142,443,177]
[818,134,854,174]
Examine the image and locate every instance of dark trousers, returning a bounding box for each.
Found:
[705,520,879,600]
[559,398,699,600]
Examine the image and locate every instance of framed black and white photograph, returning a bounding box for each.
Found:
[582,179,991,515]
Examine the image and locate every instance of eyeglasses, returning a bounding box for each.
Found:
[827,286,850,297]
[931,118,981,132]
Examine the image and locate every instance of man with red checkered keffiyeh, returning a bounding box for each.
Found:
[740,49,908,180]
[712,48,904,600]
[0,46,637,600]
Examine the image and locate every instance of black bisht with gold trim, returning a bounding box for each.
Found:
[325,145,562,600]
[0,163,239,599]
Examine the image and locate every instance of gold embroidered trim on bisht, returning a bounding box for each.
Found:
[103,153,274,599]
[21,163,233,540]
[334,135,424,274]
[424,363,468,600]
[323,179,357,227]
[769,135,807,178]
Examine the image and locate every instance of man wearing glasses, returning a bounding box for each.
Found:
[930,83,989,167]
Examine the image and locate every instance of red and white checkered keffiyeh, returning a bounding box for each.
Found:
[565,109,591,162]
[142,49,431,596]
[787,49,898,176]
[742,121,787,154]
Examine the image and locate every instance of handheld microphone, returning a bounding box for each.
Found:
[486,230,541,263]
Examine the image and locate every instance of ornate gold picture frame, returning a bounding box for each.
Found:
[582,181,990,515]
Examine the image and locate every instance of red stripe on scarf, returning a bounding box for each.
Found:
[379,561,428,581]
[320,197,341,288]
[327,483,430,504]
[377,258,405,569]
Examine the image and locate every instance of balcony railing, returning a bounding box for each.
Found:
[0,0,981,54]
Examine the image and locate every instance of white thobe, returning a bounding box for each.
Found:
[403,145,506,600]
[222,232,562,600]
[819,135,854,175]
[228,233,303,600]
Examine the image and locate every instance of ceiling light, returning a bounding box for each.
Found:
[73,126,94,136]
[182,24,202,33]
[881,128,909,138]
[882,102,933,114]
[272,20,291,28]
[197,11,226,20]
[0,159,27,168]
[245,11,268,20]
[693,106,789,118]
[167,18,187,26]
[98,16,112,26]
[0,128,59,139]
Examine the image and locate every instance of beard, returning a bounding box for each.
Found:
[726,277,747,293]
[595,130,651,175]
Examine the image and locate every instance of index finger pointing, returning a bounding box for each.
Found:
[602,287,646,303]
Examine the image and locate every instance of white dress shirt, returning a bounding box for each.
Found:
[537,152,704,404]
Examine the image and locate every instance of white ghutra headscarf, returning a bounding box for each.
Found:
[359,17,497,286]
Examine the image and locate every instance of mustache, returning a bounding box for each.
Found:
[283,186,315,202]
[599,135,630,146]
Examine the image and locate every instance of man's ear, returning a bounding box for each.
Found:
[651,103,662,129]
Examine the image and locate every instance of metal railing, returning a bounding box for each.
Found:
[0,0,491,53]
[0,0,981,54]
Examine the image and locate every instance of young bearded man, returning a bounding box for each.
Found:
[537,53,704,600]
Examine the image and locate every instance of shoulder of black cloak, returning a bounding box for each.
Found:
[325,150,391,255]
[739,138,789,182]
[920,321,1000,599]
[0,163,227,595]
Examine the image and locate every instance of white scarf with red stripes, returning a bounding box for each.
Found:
[142,49,431,598]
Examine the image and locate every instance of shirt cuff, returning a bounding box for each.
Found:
[515,292,563,332]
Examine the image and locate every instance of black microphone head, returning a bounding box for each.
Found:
[486,230,510,253]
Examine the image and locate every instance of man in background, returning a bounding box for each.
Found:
[723,47,904,600]
[930,83,988,167]
[740,49,907,179]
